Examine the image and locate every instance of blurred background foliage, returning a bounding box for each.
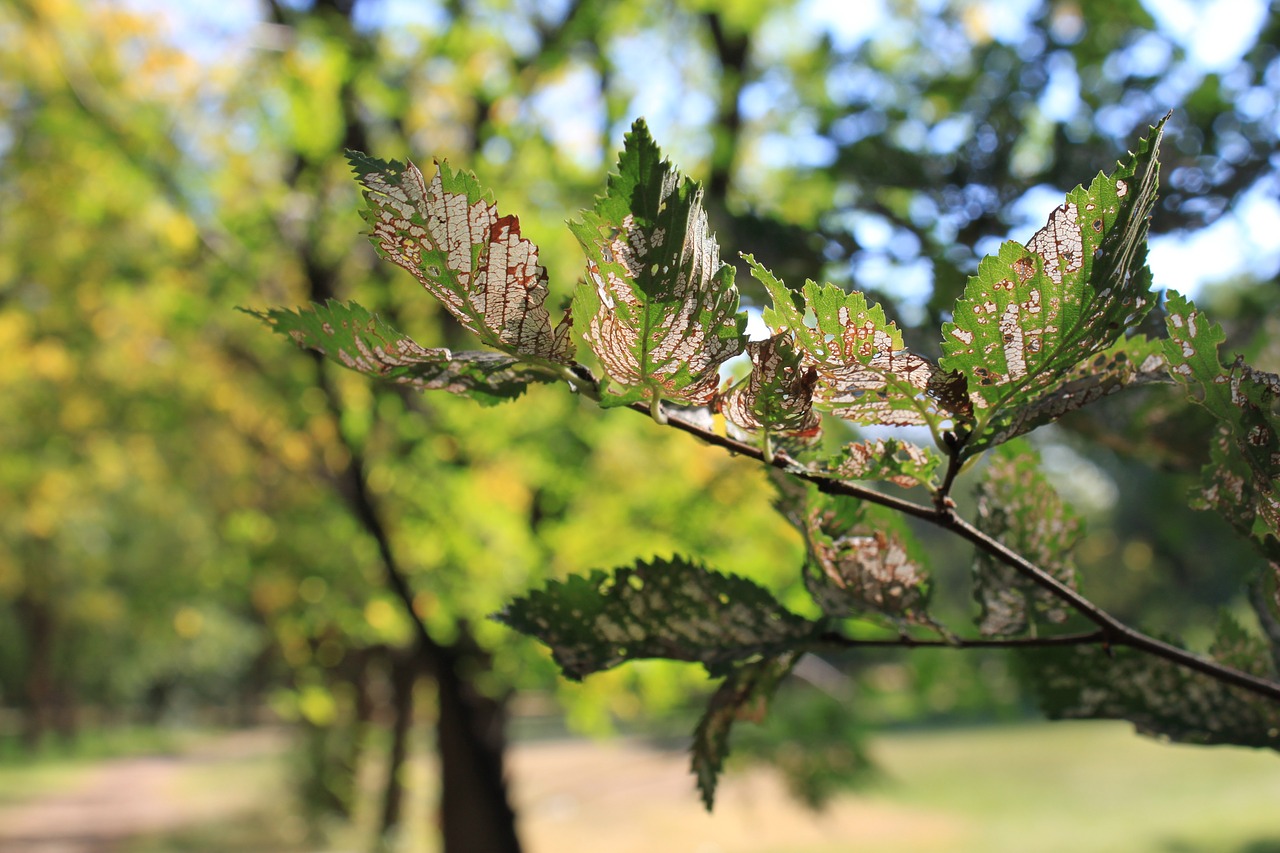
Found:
[1,0,1279,847]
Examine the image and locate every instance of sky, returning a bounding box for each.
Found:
[119,0,1280,303]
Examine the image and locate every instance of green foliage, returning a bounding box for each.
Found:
[1163,292,1280,541]
[1018,614,1280,750]
[972,442,1082,637]
[940,118,1166,457]
[248,300,555,405]
[260,114,1280,810]
[690,652,799,809]
[751,255,950,431]
[795,493,937,631]
[495,557,820,681]
[569,119,747,409]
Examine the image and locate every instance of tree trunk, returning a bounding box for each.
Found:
[379,651,415,836]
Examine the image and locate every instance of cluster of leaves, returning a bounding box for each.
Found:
[256,115,1280,808]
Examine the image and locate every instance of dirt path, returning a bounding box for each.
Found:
[0,730,285,853]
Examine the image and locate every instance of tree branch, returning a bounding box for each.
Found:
[815,629,1108,650]
[615,388,1280,704]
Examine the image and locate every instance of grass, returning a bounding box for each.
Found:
[863,721,1280,853]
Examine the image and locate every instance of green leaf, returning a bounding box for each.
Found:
[972,442,1081,637]
[570,119,747,408]
[691,652,798,811]
[494,556,821,681]
[797,494,938,630]
[245,300,553,405]
[751,255,950,429]
[940,117,1166,457]
[348,151,574,363]
[1164,291,1280,537]
[1019,615,1280,750]
[719,333,821,439]
[818,437,941,490]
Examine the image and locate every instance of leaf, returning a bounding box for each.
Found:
[981,334,1168,449]
[1164,291,1280,537]
[1018,616,1280,750]
[751,255,950,428]
[348,151,573,363]
[691,652,799,810]
[799,494,937,629]
[494,556,821,681]
[570,119,746,408]
[245,300,553,405]
[972,443,1081,637]
[940,117,1166,457]
[819,437,941,490]
[719,334,821,438]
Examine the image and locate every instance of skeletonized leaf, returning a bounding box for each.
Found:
[570,120,746,408]
[752,256,950,428]
[719,334,820,438]
[1019,615,1280,750]
[972,443,1081,637]
[983,334,1168,448]
[819,438,941,490]
[940,117,1166,457]
[246,301,553,405]
[348,151,573,363]
[799,494,937,629]
[494,556,820,681]
[1164,291,1280,536]
[691,652,798,810]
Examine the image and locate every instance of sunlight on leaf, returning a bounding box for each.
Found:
[245,300,553,405]
[751,255,954,430]
[570,119,746,408]
[348,151,574,363]
[719,334,821,440]
[940,117,1166,457]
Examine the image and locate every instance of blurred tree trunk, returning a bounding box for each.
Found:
[15,591,56,749]
[379,650,415,838]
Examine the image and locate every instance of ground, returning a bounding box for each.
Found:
[0,722,1278,852]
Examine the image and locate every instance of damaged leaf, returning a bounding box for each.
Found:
[691,652,799,810]
[494,556,820,681]
[799,494,937,629]
[570,119,746,408]
[1164,291,1280,537]
[348,151,573,363]
[719,334,821,439]
[1019,614,1280,749]
[972,442,1081,636]
[751,256,951,429]
[246,300,553,405]
[819,438,941,490]
[940,117,1166,457]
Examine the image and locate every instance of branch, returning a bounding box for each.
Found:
[815,629,1108,650]
[612,388,1280,704]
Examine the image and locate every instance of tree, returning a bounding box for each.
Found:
[7,0,1280,846]
[262,112,1280,811]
